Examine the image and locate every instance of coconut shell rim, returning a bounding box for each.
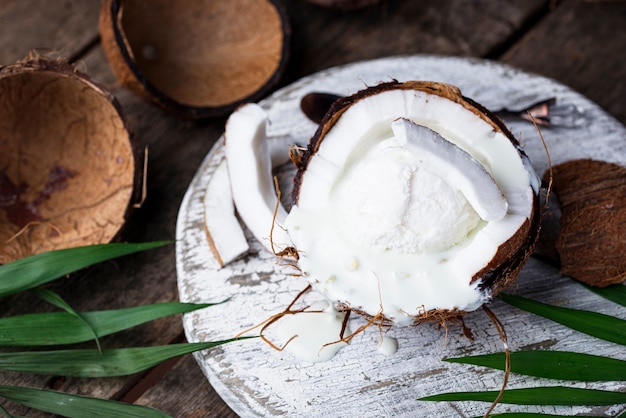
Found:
[99,0,292,120]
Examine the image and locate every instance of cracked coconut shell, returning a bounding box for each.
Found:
[284,80,542,325]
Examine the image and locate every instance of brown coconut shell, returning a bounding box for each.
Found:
[304,0,382,10]
[292,80,541,319]
[99,0,291,120]
[548,159,626,287]
[0,56,136,264]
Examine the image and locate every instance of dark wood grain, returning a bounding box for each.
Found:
[1,0,624,416]
[135,356,239,418]
[0,0,99,65]
[502,0,626,125]
[281,0,547,84]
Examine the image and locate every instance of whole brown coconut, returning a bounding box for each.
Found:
[284,81,542,325]
[0,57,135,264]
[549,159,626,287]
[99,0,291,119]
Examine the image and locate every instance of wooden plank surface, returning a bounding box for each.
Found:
[281,0,547,84]
[134,356,237,418]
[0,0,99,64]
[501,0,626,125]
[0,0,624,417]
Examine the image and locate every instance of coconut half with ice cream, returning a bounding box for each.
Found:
[224,80,541,327]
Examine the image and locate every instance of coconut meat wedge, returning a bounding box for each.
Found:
[285,81,541,326]
[223,103,291,255]
[203,159,249,267]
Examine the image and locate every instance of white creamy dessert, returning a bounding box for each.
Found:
[275,301,351,363]
[222,81,541,360]
[285,82,540,326]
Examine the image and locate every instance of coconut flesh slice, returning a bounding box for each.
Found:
[390,117,508,223]
[285,81,541,326]
[203,159,249,267]
[223,103,291,254]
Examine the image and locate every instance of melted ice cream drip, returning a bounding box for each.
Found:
[275,301,351,363]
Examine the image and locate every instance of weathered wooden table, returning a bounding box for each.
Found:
[1,1,624,417]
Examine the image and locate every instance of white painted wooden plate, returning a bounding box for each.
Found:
[176,55,626,417]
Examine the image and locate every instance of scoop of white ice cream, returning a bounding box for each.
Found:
[334,137,482,254]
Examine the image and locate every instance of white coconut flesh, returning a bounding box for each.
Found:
[285,86,539,326]
[223,103,291,254]
[203,159,249,267]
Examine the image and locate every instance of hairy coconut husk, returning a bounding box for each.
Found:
[0,56,136,264]
[291,80,542,323]
[548,159,626,287]
[99,0,291,119]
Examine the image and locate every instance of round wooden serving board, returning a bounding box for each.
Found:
[176,55,626,417]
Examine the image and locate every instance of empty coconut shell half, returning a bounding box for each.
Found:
[0,57,136,264]
[99,0,291,119]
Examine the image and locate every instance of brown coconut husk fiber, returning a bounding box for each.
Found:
[549,159,626,287]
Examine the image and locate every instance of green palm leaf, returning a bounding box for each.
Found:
[581,283,626,308]
[445,350,626,381]
[0,385,171,418]
[30,287,102,351]
[427,290,626,416]
[0,241,242,417]
[419,386,626,406]
[0,242,170,298]
[0,302,219,346]
[499,293,626,345]
[0,339,252,377]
